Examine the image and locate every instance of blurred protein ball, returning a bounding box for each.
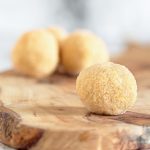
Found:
[12,29,59,78]
[47,27,67,44]
[61,30,109,75]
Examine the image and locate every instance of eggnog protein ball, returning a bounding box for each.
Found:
[61,30,109,75]
[48,27,67,43]
[76,62,137,115]
[12,30,59,78]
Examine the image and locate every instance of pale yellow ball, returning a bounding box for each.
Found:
[12,30,59,78]
[76,62,137,115]
[61,30,109,75]
[47,27,67,43]
[47,27,67,64]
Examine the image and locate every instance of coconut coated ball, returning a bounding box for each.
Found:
[61,30,109,75]
[48,27,67,43]
[12,30,59,78]
[76,62,137,115]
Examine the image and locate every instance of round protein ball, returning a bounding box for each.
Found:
[12,30,59,78]
[61,30,109,75]
[76,62,137,115]
[47,27,67,43]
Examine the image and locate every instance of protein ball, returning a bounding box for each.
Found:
[48,27,67,43]
[61,30,109,75]
[12,30,59,78]
[76,62,137,115]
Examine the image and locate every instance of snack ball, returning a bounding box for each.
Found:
[48,27,67,43]
[61,30,109,75]
[76,62,137,115]
[12,30,59,78]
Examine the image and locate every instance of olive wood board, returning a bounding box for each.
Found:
[0,70,150,150]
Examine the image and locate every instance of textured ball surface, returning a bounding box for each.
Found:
[12,30,59,78]
[61,31,109,75]
[76,62,137,115]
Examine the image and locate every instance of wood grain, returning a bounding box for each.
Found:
[113,42,150,89]
[0,43,150,150]
[0,70,150,150]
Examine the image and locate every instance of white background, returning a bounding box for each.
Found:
[1,0,150,71]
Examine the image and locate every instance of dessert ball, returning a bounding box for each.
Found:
[76,62,137,115]
[12,30,59,78]
[48,27,67,43]
[61,30,109,75]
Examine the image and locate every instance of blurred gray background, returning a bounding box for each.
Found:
[1,0,150,71]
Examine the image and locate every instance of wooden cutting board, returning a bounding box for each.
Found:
[0,70,150,150]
